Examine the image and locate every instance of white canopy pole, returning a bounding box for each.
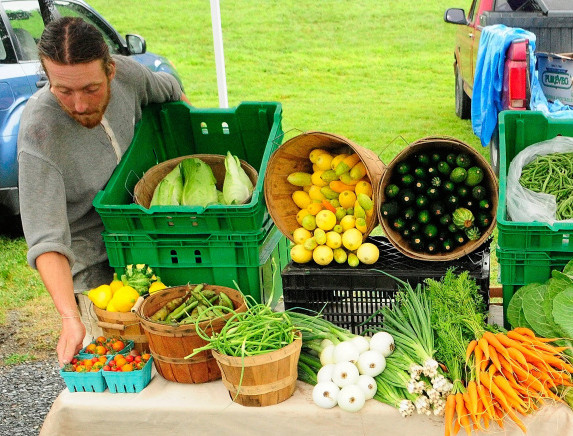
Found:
[210,0,228,108]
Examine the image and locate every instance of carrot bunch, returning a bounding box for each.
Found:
[444,326,573,435]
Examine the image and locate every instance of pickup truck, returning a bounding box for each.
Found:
[0,0,183,220]
[444,0,573,174]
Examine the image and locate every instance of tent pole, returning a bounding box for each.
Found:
[210,0,228,108]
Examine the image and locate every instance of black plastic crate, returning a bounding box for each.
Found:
[281,236,491,335]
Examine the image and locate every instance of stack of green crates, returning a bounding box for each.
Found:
[496,111,573,327]
[93,101,289,305]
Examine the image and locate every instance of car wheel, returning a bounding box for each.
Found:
[488,127,500,177]
[455,65,471,120]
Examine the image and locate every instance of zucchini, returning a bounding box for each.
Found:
[381,201,399,218]
[479,199,491,210]
[447,223,457,233]
[442,239,453,252]
[446,153,457,166]
[423,224,438,239]
[456,186,469,198]
[410,235,425,251]
[414,180,427,192]
[464,199,475,209]
[471,185,486,200]
[409,222,420,233]
[442,181,455,192]
[453,232,466,246]
[450,167,467,183]
[427,166,439,178]
[476,212,491,228]
[437,161,451,176]
[404,207,416,221]
[431,202,445,217]
[439,214,452,226]
[402,228,412,239]
[399,189,415,206]
[426,187,439,199]
[414,167,427,179]
[415,195,429,208]
[465,166,484,186]
[385,183,400,199]
[397,162,411,175]
[392,217,406,231]
[456,153,471,168]
[416,153,430,166]
[426,242,438,254]
[431,152,441,163]
[417,209,431,224]
[447,195,459,208]
[401,174,415,186]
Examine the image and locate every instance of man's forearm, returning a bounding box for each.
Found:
[36,252,77,317]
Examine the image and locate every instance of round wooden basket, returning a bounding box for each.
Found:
[211,332,302,407]
[136,284,247,384]
[264,131,385,242]
[133,154,258,208]
[377,136,498,261]
[94,304,148,354]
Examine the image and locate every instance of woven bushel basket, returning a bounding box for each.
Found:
[133,154,258,208]
[378,136,498,261]
[94,305,148,354]
[264,131,385,242]
[211,332,302,407]
[136,284,247,384]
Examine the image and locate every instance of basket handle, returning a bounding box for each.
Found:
[377,135,411,160]
[131,296,145,313]
[125,169,143,203]
[97,321,126,331]
[271,128,305,149]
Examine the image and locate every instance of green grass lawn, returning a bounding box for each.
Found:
[1,0,497,329]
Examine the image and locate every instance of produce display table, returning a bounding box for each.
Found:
[40,373,573,436]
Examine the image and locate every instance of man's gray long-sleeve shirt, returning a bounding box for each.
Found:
[17,55,182,291]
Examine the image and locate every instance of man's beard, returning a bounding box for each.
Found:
[58,83,111,129]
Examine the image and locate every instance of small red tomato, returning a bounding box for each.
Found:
[108,360,116,367]
[91,357,99,364]
[71,358,78,365]
[103,365,111,371]
[134,356,142,363]
[125,355,134,363]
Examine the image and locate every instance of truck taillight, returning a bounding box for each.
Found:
[502,39,530,110]
[508,65,527,107]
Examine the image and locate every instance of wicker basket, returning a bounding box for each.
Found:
[94,304,148,354]
[264,131,385,242]
[136,284,247,384]
[212,332,302,407]
[133,154,258,208]
[377,136,498,261]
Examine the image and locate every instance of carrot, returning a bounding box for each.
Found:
[320,199,336,213]
[479,372,512,413]
[497,353,516,375]
[466,340,477,363]
[483,331,511,361]
[463,392,479,429]
[500,367,530,397]
[477,384,495,419]
[507,331,563,354]
[505,405,528,434]
[492,404,505,429]
[474,344,483,385]
[467,380,479,416]
[493,375,528,412]
[478,337,490,361]
[512,327,535,338]
[453,419,461,436]
[476,395,487,430]
[455,392,472,436]
[507,347,528,368]
[528,365,558,390]
[495,333,549,366]
[511,363,550,396]
[444,393,456,436]
[488,345,503,373]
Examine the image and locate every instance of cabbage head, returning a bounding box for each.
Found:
[180,158,218,207]
[149,164,183,206]
[222,152,254,205]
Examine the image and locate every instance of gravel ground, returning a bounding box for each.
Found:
[0,359,65,436]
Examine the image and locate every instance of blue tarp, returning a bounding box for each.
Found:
[472,24,573,147]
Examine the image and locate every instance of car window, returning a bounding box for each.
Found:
[55,1,123,54]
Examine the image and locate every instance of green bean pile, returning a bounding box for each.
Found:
[188,303,298,358]
[519,152,573,220]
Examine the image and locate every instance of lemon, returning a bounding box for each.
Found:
[110,285,139,312]
[347,252,360,267]
[292,191,312,209]
[333,224,343,234]
[333,247,348,264]
[315,209,336,231]
[293,227,312,245]
[297,208,311,226]
[342,228,363,251]
[356,242,380,265]
[340,215,356,232]
[325,231,342,249]
[301,214,317,231]
[86,284,112,310]
[314,228,327,245]
[309,148,328,163]
[311,171,328,187]
[338,190,356,209]
[308,185,326,201]
[315,153,333,171]
[355,217,367,233]
[303,237,318,251]
[354,180,373,197]
[291,244,313,264]
[307,202,324,216]
[313,245,334,266]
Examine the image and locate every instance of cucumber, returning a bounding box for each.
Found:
[446,153,457,166]
[385,183,400,199]
[416,153,430,166]
[447,195,459,208]
[399,189,415,206]
[479,199,491,210]
[426,187,439,199]
[417,209,431,224]
[456,153,471,168]
[404,207,416,221]
[381,201,399,218]
[476,212,491,228]
[442,181,455,192]
[415,195,428,208]
[437,161,451,176]
[465,166,484,186]
[471,185,486,200]
[456,185,469,198]
[401,174,415,186]
[414,180,427,192]
[450,167,467,183]
[414,167,427,179]
[431,202,445,217]
[424,224,438,239]
[392,217,406,231]
[410,235,425,251]
[397,162,411,175]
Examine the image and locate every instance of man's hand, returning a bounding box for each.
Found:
[57,317,86,367]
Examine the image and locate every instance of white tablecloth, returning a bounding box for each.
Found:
[40,372,573,436]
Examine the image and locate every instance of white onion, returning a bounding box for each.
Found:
[337,384,366,413]
[320,338,334,349]
[333,340,360,364]
[356,350,386,377]
[320,344,335,366]
[368,331,395,357]
[350,335,370,354]
[312,381,340,409]
[356,374,377,399]
[316,363,336,383]
[331,361,360,388]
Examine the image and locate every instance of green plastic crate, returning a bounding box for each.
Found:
[106,224,290,305]
[496,245,573,328]
[497,111,573,252]
[93,101,282,235]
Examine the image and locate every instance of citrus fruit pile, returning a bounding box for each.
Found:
[287,148,380,267]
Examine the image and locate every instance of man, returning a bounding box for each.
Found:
[17,17,189,367]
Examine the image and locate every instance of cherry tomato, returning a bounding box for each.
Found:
[125,355,134,363]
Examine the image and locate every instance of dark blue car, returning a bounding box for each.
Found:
[0,0,183,216]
